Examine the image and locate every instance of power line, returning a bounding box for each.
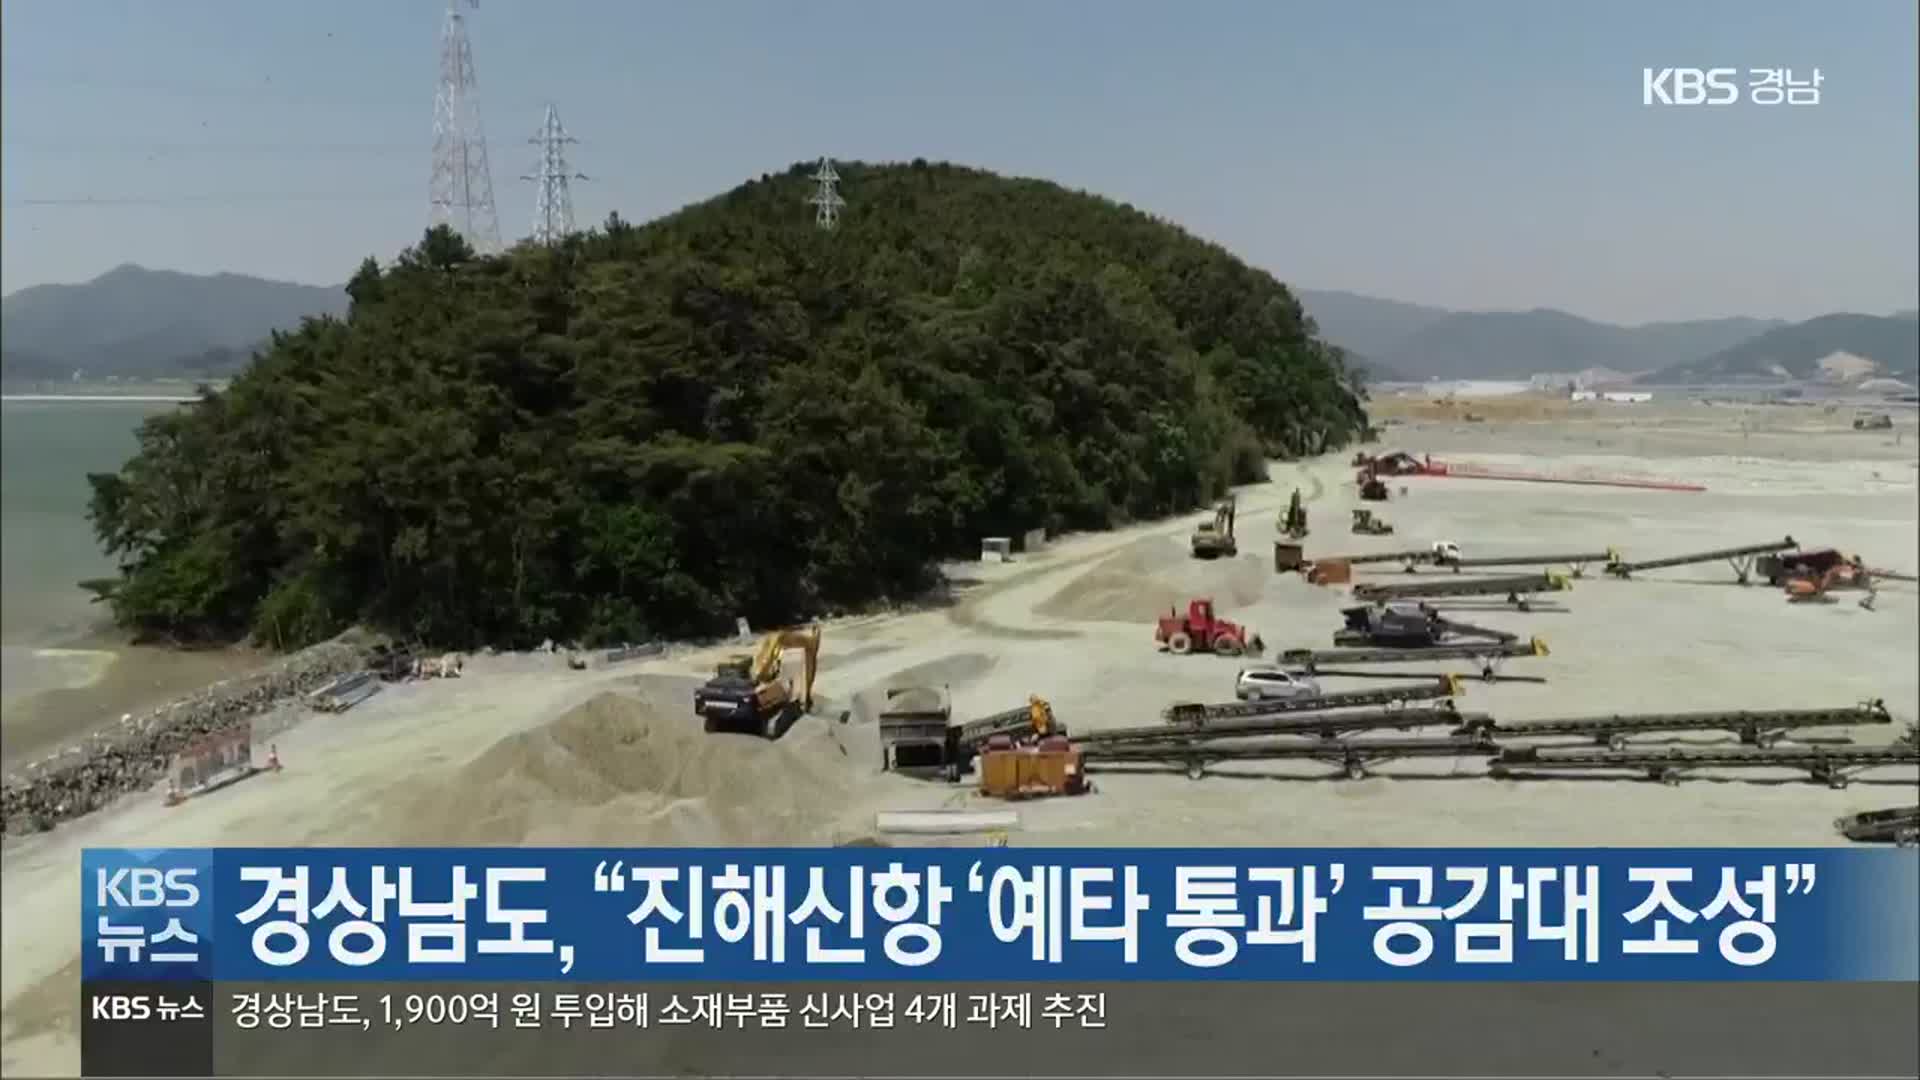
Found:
[2,135,598,157]
[2,193,418,208]
[1,137,426,156]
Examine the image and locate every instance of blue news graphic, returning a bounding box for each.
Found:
[83,847,216,981]
[82,847,1918,983]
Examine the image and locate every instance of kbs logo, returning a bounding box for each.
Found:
[96,867,201,908]
[92,995,153,1021]
[1643,68,1739,106]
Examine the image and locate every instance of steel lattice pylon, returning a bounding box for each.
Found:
[522,103,587,246]
[429,0,501,254]
[807,157,845,230]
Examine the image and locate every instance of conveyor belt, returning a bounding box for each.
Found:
[1329,548,1438,566]
[1161,677,1463,723]
[1081,705,1485,747]
[1604,536,1798,583]
[1438,549,1619,576]
[1308,668,1550,685]
[957,706,1038,747]
[1083,733,1499,780]
[1835,805,1920,844]
[1354,572,1569,604]
[1491,742,1919,787]
[1282,637,1548,675]
[1489,701,1893,748]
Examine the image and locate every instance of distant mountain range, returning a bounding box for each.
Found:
[1,265,348,381]
[1296,288,1918,385]
[1658,311,1920,383]
[2,265,1914,388]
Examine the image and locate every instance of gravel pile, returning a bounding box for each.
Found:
[1,633,378,836]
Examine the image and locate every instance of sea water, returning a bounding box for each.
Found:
[0,398,177,700]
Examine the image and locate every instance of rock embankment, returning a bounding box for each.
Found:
[1,633,377,836]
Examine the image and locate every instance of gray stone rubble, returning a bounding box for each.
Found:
[1,634,376,836]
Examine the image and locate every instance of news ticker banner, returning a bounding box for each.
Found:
[78,979,1920,1079]
[83,847,1919,982]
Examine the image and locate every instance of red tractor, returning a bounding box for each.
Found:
[1155,598,1264,657]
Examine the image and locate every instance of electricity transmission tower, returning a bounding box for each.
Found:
[522,104,587,245]
[429,0,501,254]
[807,157,845,230]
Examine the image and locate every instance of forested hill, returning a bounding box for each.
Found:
[85,160,1369,649]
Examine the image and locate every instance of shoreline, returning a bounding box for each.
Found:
[0,394,204,403]
[0,624,274,776]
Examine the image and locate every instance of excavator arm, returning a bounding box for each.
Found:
[797,627,820,710]
[749,624,823,708]
[1028,695,1057,736]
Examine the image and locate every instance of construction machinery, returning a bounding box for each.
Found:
[1334,603,1517,648]
[1835,805,1919,846]
[1280,489,1309,539]
[1353,570,1570,610]
[1491,742,1919,788]
[1314,542,1449,569]
[1433,546,1619,578]
[1282,637,1549,681]
[1351,508,1394,535]
[879,692,1064,780]
[1487,700,1893,750]
[1191,498,1238,559]
[1604,536,1798,584]
[1155,598,1264,657]
[1163,675,1464,725]
[695,624,821,737]
[1759,548,1848,587]
[1084,732,1497,782]
[877,686,956,774]
[978,732,1089,800]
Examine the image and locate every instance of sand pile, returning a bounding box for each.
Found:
[356,687,890,847]
[1037,536,1268,623]
[856,653,1006,718]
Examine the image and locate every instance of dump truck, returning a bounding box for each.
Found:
[1191,498,1238,559]
[877,686,954,774]
[1155,598,1263,657]
[694,624,821,737]
[1352,508,1394,535]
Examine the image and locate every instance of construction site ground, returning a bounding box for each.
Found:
[4,399,1917,1073]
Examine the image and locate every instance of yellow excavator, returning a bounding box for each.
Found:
[694,624,822,737]
[1191,497,1238,559]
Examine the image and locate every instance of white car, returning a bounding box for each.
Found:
[1234,665,1321,702]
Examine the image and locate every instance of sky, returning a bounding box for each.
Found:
[2,0,1915,325]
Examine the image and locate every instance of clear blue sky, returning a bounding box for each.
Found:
[3,0,1915,324]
